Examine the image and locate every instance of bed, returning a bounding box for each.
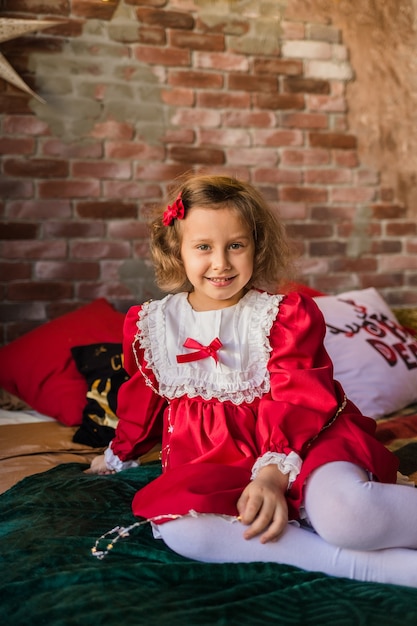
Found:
[1,288,417,625]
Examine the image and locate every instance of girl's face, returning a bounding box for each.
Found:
[180,205,255,311]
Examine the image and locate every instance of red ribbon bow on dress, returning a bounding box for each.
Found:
[176,337,223,364]
[162,194,185,226]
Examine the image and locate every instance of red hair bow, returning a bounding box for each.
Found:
[162,194,185,226]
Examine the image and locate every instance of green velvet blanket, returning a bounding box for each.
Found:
[1,463,416,626]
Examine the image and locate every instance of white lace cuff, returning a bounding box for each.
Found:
[105,443,140,472]
[251,451,302,487]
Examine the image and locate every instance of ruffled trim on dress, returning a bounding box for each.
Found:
[135,290,283,405]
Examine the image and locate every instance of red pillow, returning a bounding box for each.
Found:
[0,299,125,426]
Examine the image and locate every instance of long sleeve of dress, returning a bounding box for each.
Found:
[109,305,166,463]
[255,292,345,460]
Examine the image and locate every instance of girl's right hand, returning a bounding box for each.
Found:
[237,464,289,543]
[86,454,115,475]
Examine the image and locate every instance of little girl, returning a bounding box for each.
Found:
[90,174,417,588]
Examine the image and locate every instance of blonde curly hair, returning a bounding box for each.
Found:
[150,174,296,294]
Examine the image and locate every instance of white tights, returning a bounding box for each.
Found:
[157,462,417,588]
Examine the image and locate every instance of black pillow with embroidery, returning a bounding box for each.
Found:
[71,343,129,447]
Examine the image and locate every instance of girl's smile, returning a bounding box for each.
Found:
[180,206,255,311]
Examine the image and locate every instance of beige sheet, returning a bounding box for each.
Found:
[0,421,103,494]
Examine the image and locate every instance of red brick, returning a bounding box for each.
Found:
[70,240,131,259]
[222,111,275,127]
[107,221,150,239]
[406,239,417,254]
[0,94,32,115]
[379,255,417,271]
[195,51,248,72]
[134,163,189,182]
[72,0,118,19]
[359,274,404,290]
[4,158,69,178]
[311,206,356,221]
[371,203,407,219]
[137,26,166,45]
[136,7,194,29]
[76,201,137,219]
[255,93,305,110]
[0,137,35,155]
[228,74,278,93]
[168,70,223,89]
[72,161,131,179]
[198,91,250,109]
[89,120,134,140]
[253,129,303,147]
[169,145,225,165]
[253,168,302,185]
[199,129,250,147]
[105,141,165,160]
[43,221,105,238]
[3,0,70,15]
[0,222,38,240]
[309,241,347,256]
[330,188,376,203]
[282,148,330,166]
[371,241,402,255]
[282,113,328,129]
[126,0,166,7]
[333,151,359,168]
[254,58,302,76]
[76,282,132,300]
[281,186,328,203]
[7,200,72,219]
[304,168,352,184]
[0,240,67,259]
[170,31,224,52]
[287,223,334,239]
[337,221,382,238]
[34,261,100,281]
[0,180,33,198]
[161,87,195,106]
[38,180,100,198]
[306,94,346,113]
[226,147,278,167]
[0,261,31,280]
[3,115,50,136]
[103,181,161,199]
[386,221,417,236]
[284,78,330,94]
[7,281,73,301]
[314,275,356,294]
[0,302,46,324]
[386,289,417,306]
[171,108,221,126]
[309,132,357,149]
[330,257,378,273]
[134,45,190,66]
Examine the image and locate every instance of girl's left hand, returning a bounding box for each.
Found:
[237,464,289,543]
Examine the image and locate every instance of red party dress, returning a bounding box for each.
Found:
[107,290,398,523]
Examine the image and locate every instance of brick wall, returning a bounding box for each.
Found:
[1,0,416,345]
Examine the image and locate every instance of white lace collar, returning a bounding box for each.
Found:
[135,290,283,405]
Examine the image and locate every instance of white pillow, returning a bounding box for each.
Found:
[313,288,417,418]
